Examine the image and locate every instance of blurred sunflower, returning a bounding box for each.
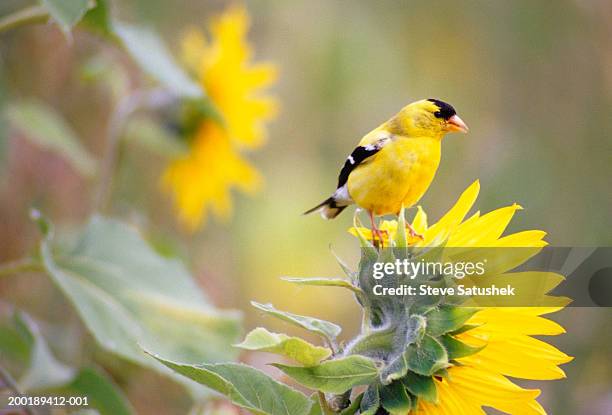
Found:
[163,5,277,229]
[351,181,572,414]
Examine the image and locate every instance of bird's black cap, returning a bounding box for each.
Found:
[427,99,456,120]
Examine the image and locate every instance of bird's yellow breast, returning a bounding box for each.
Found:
[347,136,441,215]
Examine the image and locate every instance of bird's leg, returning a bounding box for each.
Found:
[368,211,386,248]
[405,221,424,240]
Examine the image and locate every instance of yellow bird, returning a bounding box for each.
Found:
[305,99,468,242]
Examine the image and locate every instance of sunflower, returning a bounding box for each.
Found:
[162,121,261,229]
[350,181,572,414]
[163,5,277,229]
[181,5,278,148]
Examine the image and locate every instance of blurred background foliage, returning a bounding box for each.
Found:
[0,0,611,414]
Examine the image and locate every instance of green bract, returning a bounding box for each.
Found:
[157,209,484,414]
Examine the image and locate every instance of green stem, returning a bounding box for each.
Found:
[0,364,37,415]
[327,390,352,413]
[93,88,175,212]
[0,5,49,34]
[0,258,42,278]
[318,391,336,415]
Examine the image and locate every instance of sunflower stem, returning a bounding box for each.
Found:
[0,363,38,415]
[327,390,352,412]
[0,5,49,34]
[317,391,336,415]
[94,88,176,212]
[0,258,42,278]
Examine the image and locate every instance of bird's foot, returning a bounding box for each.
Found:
[372,228,388,248]
[405,223,424,241]
[368,210,388,249]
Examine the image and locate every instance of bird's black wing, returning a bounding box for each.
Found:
[337,139,389,188]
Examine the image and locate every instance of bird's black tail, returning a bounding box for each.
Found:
[303,197,347,219]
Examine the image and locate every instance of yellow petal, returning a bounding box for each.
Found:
[421,180,480,246]
[181,27,208,73]
[243,63,278,89]
[493,230,548,247]
[347,227,371,239]
[508,306,567,316]
[445,365,546,415]
[418,377,485,414]
[162,121,262,230]
[189,5,277,149]
[449,204,522,246]
[456,271,565,307]
[464,306,566,336]
[412,205,428,234]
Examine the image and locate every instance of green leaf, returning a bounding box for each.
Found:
[339,393,363,415]
[13,312,75,391]
[379,315,426,384]
[40,0,94,33]
[150,353,312,415]
[81,0,113,36]
[394,206,408,248]
[57,368,134,415]
[0,312,133,415]
[5,101,96,177]
[352,211,376,251]
[380,381,412,415]
[425,305,479,337]
[406,335,448,376]
[0,311,74,391]
[282,277,362,295]
[330,248,357,282]
[308,395,323,415]
[251,302,341,342]
[449,323,480,336]
[359,384,380,415]
[439,335,484,360]
[380,350,408,385]
[0,323,31,367]
[235,328,331,366]
[115,23,202,98]
[402,372,437,404]
[179,97,224,130]
[409,391,419,412]
[272,356,379,394]
[30,208,51,235]
[124,116,187,158]
[348,327,395,357]
[38,215,242,396]
[79,55,130,102]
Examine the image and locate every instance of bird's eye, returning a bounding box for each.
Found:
[427,99,456,120]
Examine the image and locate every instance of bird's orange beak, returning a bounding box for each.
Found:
[447,115,469,133]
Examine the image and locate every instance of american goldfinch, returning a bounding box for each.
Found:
[305,98,468,241]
